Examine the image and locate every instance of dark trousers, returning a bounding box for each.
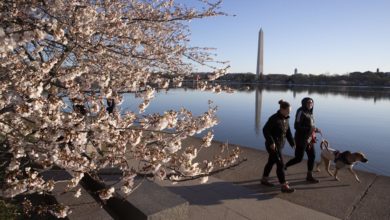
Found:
[285,139,316,171]
[262,145,286,184]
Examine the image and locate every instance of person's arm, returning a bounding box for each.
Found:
[287,124,295,148]
[263,117,275,146]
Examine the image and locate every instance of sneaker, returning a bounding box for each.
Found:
[306,174,320,183]
[260,178,275,187]
[281,184,295,193]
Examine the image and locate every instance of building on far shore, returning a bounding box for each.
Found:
[294,68,298,75]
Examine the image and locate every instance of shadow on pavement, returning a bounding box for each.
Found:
[165,181,275,206]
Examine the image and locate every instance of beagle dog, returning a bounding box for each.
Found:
[315,140,368,183]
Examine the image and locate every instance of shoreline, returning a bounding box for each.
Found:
[204,137,389,177]
[189,137,390,177]
[183,80,390,89]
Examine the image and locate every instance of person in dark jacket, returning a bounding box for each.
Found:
[106,98,115,114]
[261,100,296,193]
[285,97,322,183]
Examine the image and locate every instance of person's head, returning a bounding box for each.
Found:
[301,97,314,111]
[278,99,291,117]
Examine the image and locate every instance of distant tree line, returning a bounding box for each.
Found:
[188,71,390,87]
[284,71,390,86]
[179,83,390,102]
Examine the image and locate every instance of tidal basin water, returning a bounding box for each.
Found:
[122,85,390,176]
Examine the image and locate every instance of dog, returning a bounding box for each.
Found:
[315,140,368,183]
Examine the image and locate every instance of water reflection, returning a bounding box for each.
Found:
[249,84,390,102]
[254,87,262,136]
[182,81,390,101]
[122,84,390,176]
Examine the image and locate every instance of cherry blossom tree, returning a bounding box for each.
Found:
[0,0,241,217]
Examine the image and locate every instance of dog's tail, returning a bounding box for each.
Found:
[320,140,330,150]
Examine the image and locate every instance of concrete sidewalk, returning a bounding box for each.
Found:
[38,136,389,219]
[157,136,390,220]
[158,176,339,220]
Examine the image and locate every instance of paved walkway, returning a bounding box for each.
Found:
[39,136,390,219]
[158,176,339,220]
[155,137,390,220]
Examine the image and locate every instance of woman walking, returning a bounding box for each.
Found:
[284,97,321,183]
[261,100,296,193]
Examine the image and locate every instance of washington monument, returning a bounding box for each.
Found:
[256,28,264,79]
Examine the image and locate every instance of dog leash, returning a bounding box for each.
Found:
[273,146,283,162]
[318,133,331,152]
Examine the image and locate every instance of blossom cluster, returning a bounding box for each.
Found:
[0,0,240,217]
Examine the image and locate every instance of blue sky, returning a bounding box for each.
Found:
[184,0,390,75]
